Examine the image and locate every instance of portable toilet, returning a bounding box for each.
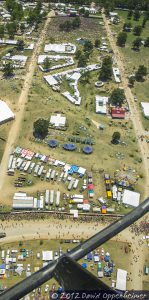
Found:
[106,191,112,199]
[101,206,107,214]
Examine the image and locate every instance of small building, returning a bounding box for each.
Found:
[141,102,149,119]
[111,107,125,119]
[0,100,15,125]
[50,114,66,128]
[44,43,76,54]
[96,96,109,114]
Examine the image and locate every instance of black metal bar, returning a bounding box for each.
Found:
[1,197,149,300]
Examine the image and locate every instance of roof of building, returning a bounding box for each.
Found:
[96,96,108,114]
[44,43,76,54]
[0,100,15,124]
[111,107,125,119]
[122,189,140,207]
[50,114,66,127]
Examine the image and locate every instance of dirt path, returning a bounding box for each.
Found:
[0,11,54,195]
[102,12,149,200]
[102,11,149,289]
[0,218,147,290]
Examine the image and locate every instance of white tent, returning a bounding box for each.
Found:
[122,189,140,207]
[141,102,149,118]
[42,251,53,261]
[0,100,15,125]
[116,269,127,290]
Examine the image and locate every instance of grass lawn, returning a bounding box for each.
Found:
[0,239,131,293]
[111,10,149,130]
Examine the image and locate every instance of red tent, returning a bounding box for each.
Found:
[111,107,125,119]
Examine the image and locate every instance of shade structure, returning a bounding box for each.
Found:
[63,143,77,151]
[48,140,58,148]
[83,146,93,154]
[88,184,94,190]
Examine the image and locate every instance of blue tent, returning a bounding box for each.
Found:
[82,263,87,269]
[63,143,77,151]
[48,140,58,148]
[83,146,93,154]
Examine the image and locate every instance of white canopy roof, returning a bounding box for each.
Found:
[42,251,53,261]
[0,100,15,124]
[116,269,127,290]
[122,189,140,207]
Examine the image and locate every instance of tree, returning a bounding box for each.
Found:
[109,89,125,107]
[95,39,101,48]
[99,56,113,81]
[77,55,87,67]
[132,37,142,50]
[71,17,81,29]
[6,22,17,38]
[20,23,25,32]
[75,49,82,60]
[133,25,142,36]
[16,40,25,51]
[142,17,147,28]
[80,70,90,84]
[43,57,51,70]
[33,119,49,139]
[135,65,147,81]
[117,32,127,47]
[133,10,141,21]
[127,10,133,19]
[111,132,121,144]
[83,40,93,53]
[84,10,90,17]
[144,37,149,47]
[3,62,14,78]
[0,25,4,38]
[123,22,132,32]
[128,76,135,87]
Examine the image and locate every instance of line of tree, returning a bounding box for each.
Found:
[6,0,24,21]
[59,17,81,32]
[117,32,127,47]
[33,119,49,139]
[109,88,125,107]
[99,56,113,81]
[75,40,94,67]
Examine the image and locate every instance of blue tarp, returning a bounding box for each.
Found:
[0,264,5,269]
[82,263,87,269]
[63,143,77,151]
[48,140,58,148]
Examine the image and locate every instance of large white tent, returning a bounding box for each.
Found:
[0,100,15,125]
[141,102,149,118]
[122,189,140,207]
[116,269,127,290]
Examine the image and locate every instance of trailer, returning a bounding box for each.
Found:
[24,161,31,172]
[73,179,79,189]
[50,190,54,205]
[59,172,64,181]
[30,162,35,170]
[68,179,74,191]
[38,165,44,177]
[8,155,13,170]
[45,190,50,205]
[93,207,101,212]
[14,192,27,197]
[50,170,56,180]
[39,196,44,209]
[34,164,40,175]
[70,199,83,204]
[12,157,17,170]
[56,191,60,207]
[73,194,83,200]
[33,198,37,209]
[17,158,23,170]
[63,173,68,182]
[20,161,26,171]
[1,250,5,260]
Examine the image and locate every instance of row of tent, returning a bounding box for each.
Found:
[48,140,93,154]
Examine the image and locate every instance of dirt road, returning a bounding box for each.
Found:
[0,11,54,194]
[102,12,149,199]
[102,11,149,289]
[0,218,148,290]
